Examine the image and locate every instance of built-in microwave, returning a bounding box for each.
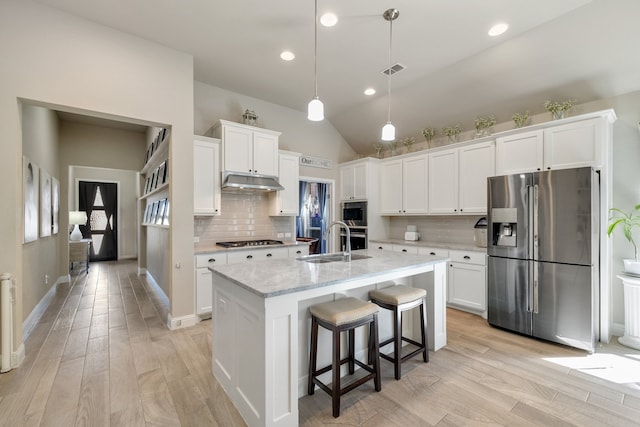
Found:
[342,201,367,227]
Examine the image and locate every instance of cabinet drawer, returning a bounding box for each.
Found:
[195,253,228,268]
[392,244,418,254]
[449,249,486,265]
[288,245,309,258]
[372,243,393,251]
[417,247,449,258]
[227,247,289,264]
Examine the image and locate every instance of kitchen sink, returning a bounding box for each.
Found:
[296,253,372,263]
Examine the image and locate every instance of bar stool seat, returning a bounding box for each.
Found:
[369,284,429,380]
[308,297,381,418]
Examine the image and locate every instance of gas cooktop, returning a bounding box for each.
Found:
[216,239,284,248]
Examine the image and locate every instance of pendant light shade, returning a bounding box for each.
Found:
[308,0,324,121]
[381,8,399,141]
[381,122,395,141]
[308,97,324,121]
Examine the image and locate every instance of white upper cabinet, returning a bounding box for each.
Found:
[270,151,300,216]
[543,117,602,170]
[459,141,495,213]
[429,148,459,214]
[380,154,428,215]
[193,136,221,216]
[380,159,403,214]
[495,130,544,175]
[212,119,280,177]
[496,116,605,175]
[340,159,369,200]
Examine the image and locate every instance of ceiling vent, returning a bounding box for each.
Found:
[382,63,405,76]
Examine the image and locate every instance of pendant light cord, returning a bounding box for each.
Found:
[387,16,392,123]
[314,0,318,98]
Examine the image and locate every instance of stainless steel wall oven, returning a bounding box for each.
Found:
[341,201,368,250]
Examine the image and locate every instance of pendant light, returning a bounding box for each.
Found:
[308,0,324,121]
[381,8,399,141]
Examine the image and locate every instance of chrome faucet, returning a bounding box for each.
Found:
[325,220,351,262]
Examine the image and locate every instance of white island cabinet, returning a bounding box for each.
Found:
[210,250,448,427]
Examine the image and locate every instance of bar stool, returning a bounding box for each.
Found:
[307,297,381,418]
[369,284,428,380]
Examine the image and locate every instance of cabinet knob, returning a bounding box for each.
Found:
[215,209,218,212]
[246,255,253,259]
[464,255,471,260]
[208,258,216,263]
[430,252,436,256]
[402,249,407,253]
[296,250,301,254]
[266,253,272,257]
[547,167,551,170]
[378,246,383,250]
[537,168,541,171]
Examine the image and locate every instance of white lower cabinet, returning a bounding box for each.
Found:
[195,246,291,316]
[195,253,228,316]
[447,250,487,316]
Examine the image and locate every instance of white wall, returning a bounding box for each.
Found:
[20,104,61,323]
[0,0,194,350]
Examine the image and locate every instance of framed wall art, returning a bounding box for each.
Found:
[52,176,60,234]
[23,156,39,243]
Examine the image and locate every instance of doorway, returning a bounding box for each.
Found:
[297,179,332,254]
[79,181,118,261]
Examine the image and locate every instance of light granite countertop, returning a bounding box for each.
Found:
[209,248,448,298]
[194,240,308,254]
[369,238,486,253]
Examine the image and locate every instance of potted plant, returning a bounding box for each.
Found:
[511,111,530,128]
[421,127,437,148]
[608,203,640,274]
[442,124,462,143]
[474,115,496,138]
[544,99,576,120]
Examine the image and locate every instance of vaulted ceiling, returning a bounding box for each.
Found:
[36,0,640,154]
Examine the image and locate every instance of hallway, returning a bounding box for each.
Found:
[0,260,244,426]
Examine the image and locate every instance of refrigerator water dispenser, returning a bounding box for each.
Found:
[491,208,518,247]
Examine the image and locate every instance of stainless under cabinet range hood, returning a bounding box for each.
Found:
[221,171,284,191]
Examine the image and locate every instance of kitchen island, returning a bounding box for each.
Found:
[209,249,448,427]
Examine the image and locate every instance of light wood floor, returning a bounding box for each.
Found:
[1,260,640,426]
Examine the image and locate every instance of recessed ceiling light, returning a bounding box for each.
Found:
[320,13,338,27]
[280,50,295,61]
[364,88,376,96]
[488,22,509,37]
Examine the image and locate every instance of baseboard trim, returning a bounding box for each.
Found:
[22,275,67,342]
[610,321,624,338]
[166,314,199,330]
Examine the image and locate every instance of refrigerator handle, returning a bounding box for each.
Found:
[533,184,539,260]
[533,262,539,314]
[532,184,539,314]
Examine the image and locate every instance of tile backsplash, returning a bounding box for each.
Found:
[194,190,293,245]
[388,215,485,246]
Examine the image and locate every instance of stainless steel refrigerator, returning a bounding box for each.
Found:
[487,167,599,352]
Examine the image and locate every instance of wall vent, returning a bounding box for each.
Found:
[381,63,406,76]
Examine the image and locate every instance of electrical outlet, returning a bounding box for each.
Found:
[194,236,200,243]
[44,274,49,286]
[277,233,284,238]
[285,232,291,238]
